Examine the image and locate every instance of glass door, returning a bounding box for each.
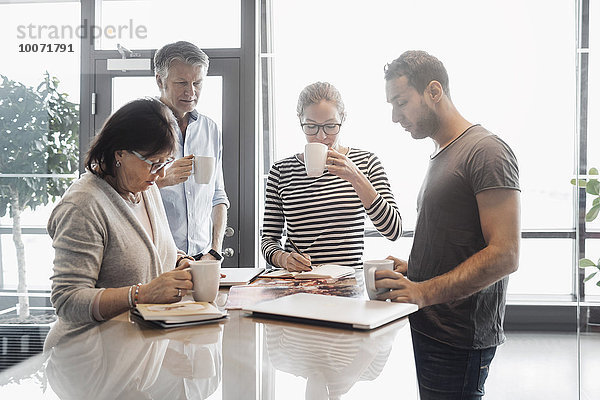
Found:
[92,55,240,267]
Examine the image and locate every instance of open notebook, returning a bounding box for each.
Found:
[220,267,265,287]
[243,293,418,330]
[259,264,355,280]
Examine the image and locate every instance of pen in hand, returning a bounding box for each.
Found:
[287,237,312,270]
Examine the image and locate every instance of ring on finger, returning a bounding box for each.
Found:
[177,288,182,297]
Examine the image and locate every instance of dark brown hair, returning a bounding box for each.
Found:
[384,50,451,99]
[85,97,178,177]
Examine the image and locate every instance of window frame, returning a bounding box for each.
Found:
[0,0,258,290]
[258,0,593,315]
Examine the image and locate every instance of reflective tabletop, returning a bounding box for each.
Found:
[0,295,418,399]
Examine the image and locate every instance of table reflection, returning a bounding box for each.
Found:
[45,316,223,400]
[263,318,406,399]
[0,308,417,399]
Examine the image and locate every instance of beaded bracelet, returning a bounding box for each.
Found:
[133,284,141,306]
[127,285,134,308]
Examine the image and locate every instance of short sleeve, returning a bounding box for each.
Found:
[468,136,520,194]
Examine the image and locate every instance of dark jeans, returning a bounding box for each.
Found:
[411,329,497,400]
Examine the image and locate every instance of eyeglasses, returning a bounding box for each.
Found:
[129,150,175,174]
[301,123,342,136]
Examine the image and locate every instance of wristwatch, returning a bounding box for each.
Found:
[208,249,223,261]
[192,249,223,261]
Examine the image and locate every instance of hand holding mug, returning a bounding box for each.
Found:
[326,148,361,183]
[157,155,194,187]
[386,255,408,275]
[140,269,193,303]
[375,269,427,308]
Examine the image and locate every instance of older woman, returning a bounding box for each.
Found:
[46,98,195,347]
[261,82,402,271]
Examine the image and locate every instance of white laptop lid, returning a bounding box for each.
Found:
[243,293,418,330]
[220,267,265,287]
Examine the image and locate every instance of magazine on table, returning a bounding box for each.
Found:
[225,276,362,310]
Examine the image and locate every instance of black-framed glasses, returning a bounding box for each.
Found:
[301,123,342,136]
[130,150,175,174]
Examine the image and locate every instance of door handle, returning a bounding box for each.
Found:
[223,248,235,258]
[225,226,235,237]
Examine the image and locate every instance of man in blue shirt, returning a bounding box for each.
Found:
[154,41,229,261]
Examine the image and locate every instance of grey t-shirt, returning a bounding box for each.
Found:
[408,125,520,349]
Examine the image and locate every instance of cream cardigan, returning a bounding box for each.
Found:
[46,172,178,347]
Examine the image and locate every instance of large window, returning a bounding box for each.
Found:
[584,0,600,297]
[0,0,256,320]
[0,1,81,303]
[260,0,579,298]
[95,0,241,50]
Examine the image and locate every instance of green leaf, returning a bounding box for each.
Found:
[589,168,599,175]
[586,204,600,222]
[0,73,79,217]
[584,272,598,282]
[579,258,597,268]
[587,179,600,196]
[571,178,588,188]
[594,197,600,207]
[597,280,600,287]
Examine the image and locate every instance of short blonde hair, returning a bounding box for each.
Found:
[296,82,346,121]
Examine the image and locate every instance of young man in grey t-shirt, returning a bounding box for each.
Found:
[377,51,521,399]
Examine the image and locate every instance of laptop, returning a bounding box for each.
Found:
[242,293,418,330]
[220,267,265,287]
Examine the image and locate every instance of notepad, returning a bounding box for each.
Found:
[260,264,355,280]
[134,301,226,323]
[220,267,265,287]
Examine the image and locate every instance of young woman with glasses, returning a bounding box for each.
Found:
[261,82,402,272]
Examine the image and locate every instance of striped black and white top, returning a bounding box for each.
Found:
[261,148,401,268]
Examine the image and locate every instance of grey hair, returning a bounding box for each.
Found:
[296,82,346,122]
[154,41,209,81]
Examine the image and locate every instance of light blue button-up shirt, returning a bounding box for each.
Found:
[159,109,230,256]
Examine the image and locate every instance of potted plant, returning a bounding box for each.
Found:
[572,168,600,326]
[0,73,78,324]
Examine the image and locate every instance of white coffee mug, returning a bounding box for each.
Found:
[193,155,216,184]
[190,260,221,302]
[364,259,394,300]
[304,143,328,177]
